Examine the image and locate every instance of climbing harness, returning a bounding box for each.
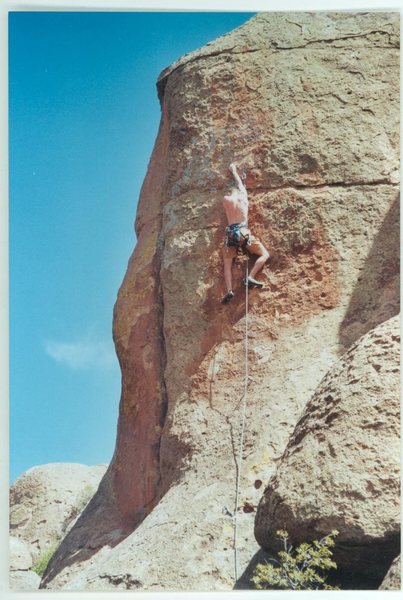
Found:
[233,257,250,583]
[224,222,250,254]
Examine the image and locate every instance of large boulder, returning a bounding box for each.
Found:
[41,11,399,591]
[254,315,400,589]
[10,463,106,563]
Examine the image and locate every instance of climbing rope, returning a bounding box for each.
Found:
[233,257,249,583]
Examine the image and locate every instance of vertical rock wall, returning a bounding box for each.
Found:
[42,12,399,591]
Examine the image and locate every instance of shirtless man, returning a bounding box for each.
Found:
[222,163,270,304]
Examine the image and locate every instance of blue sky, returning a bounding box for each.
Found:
[9,10,255,482]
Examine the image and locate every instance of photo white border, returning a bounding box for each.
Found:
[1,0,401,599]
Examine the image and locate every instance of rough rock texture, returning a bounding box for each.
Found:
[9,570,41,591]
[10,536,33,570]
[41,12,399,591]
[379,555,401,590]
[255,315,400,588]
[10,463,106,564]
[9,536,40,590]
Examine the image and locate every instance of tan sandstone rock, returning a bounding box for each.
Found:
[41,12,399,591]
[9,570,41,591]
[9,536,40,591]
[9,536,32,570]
[254,315,400,588]
[10,463,106,564]
[379,555,401,590]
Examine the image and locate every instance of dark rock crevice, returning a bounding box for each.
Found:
[98,573,143,589]
[154,233,170,497]
[157,180,399,205]
[274,28,398,50]
[255,179,399,191]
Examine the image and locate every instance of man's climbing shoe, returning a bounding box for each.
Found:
[244,276,264,288]
[221,290,235,304]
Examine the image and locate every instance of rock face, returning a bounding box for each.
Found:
[9,462,106,590]
[379,555,401,590]
[9,536,40,591]
[255,315,400,588]
[41,12,399,591]
[10,536,33,570]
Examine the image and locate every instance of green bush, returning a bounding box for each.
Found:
[32,546,56,577]
[252,529,340,590]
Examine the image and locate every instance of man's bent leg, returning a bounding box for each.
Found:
[247,238,270,285]
[249,250,270,279]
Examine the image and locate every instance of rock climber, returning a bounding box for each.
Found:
[221,162,270,304]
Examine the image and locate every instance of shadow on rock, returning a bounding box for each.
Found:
[40,469,134,588]
[339,194,400,350]
[234,548,272,590]
[235,540,400,591]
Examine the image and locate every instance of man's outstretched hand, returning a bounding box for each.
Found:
[230,163,246,185]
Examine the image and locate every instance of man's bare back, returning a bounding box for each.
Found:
[223,163,248,224]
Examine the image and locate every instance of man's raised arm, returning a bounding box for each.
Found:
[229,163,246,192]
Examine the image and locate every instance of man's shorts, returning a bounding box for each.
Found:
[223,225,268,259]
